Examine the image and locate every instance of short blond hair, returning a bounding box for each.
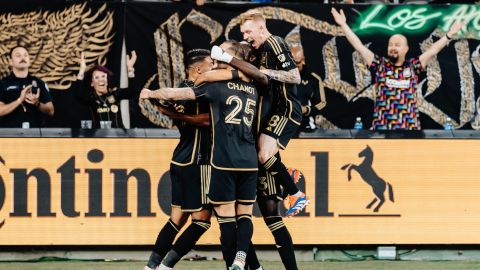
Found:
[240,10,265,25]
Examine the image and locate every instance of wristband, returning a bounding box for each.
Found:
[231,70,240,80]
[446,33,452,40]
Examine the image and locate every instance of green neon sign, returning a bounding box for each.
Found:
[354,5,477,36]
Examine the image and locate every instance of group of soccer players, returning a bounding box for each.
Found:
[139,11,309,270]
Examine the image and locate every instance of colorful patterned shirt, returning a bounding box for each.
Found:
[369,55,423,130]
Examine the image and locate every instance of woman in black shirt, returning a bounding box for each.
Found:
[73,51,137,128]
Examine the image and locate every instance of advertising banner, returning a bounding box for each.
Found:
[0,138,479,245]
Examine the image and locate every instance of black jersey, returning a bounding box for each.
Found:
[254,80,273,136]
[195,79,258,171]
[170,80,211,165]
[72,78,135,128]
[0,73,52,127]
[297,69,325,130]
[259,35,302,124]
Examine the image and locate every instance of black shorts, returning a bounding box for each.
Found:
[208,168,258,204]
[262,114,300,149]
[170,163,211,212]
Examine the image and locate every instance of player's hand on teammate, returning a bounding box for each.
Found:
[211,45,233,63]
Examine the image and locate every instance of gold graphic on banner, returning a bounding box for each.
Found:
[0,3,114,90]
[471,97,480,130]
[419,29,442,98]
[311,72,327,111]
[416,32,475,128]
[167,14,185,88]
[323,37,372,102]
[140,10,223,127]
[185,9,223,44]
[139,74,174,128]
[454,40,475,127]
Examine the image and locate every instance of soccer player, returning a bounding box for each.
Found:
[207,41,301,270]
[238,10,309,216]
[143,49,213,270]
[141,40,259,270]
[331,8,463,130]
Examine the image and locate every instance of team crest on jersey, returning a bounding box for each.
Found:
[277,53,286,62]
[403,68,412,78]
[110,104,119,113]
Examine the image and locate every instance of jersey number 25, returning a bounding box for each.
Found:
[224,95,256,127]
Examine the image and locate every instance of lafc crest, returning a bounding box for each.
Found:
[0,3,114,90]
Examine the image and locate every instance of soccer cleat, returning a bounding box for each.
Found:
[286,192,310,217]
[143,266,156,270]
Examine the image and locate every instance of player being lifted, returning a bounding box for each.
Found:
[209,11,309,217]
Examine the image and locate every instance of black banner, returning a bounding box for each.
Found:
[2,2,480,129]
[125,3,480,130]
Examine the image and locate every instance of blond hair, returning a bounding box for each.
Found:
[240,10,265,25]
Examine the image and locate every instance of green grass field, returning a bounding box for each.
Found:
[1,260,480,270]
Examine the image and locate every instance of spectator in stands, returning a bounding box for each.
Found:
[0,45,54,127]
[74,51,137,128]
[285,26,326,132]
[331,8,462,130]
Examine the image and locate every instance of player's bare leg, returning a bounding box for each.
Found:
[258,134,309,216]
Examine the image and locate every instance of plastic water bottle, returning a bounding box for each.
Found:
[443,117,453,130]
[354,117,363,130]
